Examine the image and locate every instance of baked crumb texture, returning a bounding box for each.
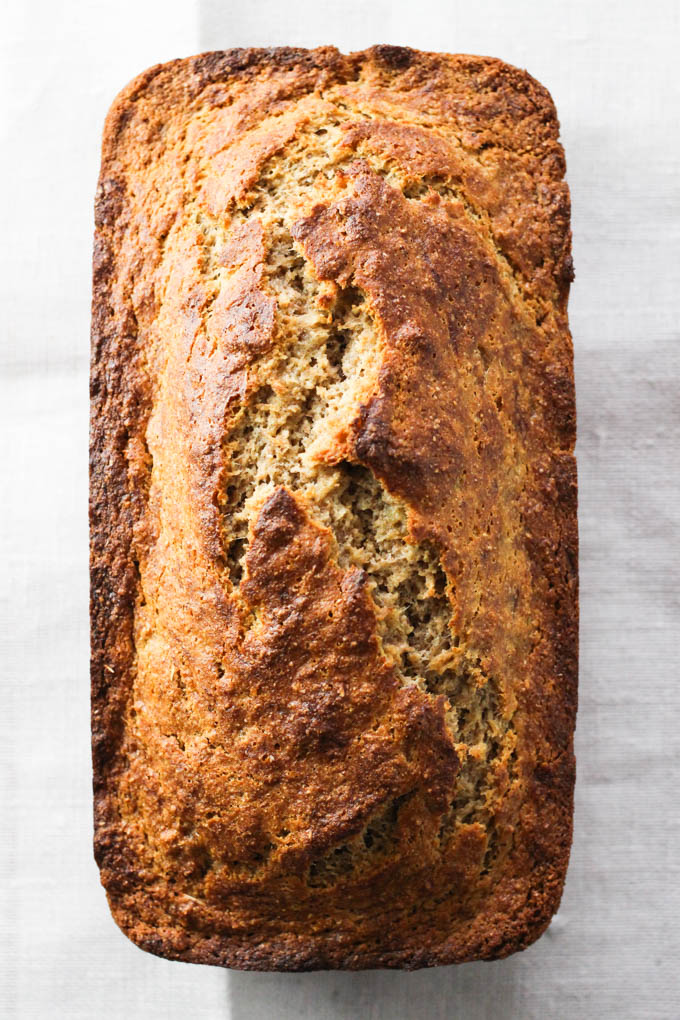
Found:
[91,45,577,970]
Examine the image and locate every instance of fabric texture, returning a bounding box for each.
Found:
[1,0,678,1016]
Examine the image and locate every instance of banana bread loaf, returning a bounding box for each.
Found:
[90,45,577,970]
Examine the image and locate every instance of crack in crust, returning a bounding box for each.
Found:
[218,214,515,879]
[91,45,577,971]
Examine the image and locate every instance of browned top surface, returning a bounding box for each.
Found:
[91,45,577,970]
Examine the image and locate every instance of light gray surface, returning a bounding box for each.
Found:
[1,0,678,1017]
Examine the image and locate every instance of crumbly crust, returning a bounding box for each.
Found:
[90,45,577,970]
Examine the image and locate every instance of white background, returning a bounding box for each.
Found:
[2,0,679,1017]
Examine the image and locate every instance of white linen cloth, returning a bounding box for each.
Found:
[2,0,678,1016]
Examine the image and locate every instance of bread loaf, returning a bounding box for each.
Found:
[90,45,577,970]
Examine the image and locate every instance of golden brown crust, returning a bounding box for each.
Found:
[90,45,577,970]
